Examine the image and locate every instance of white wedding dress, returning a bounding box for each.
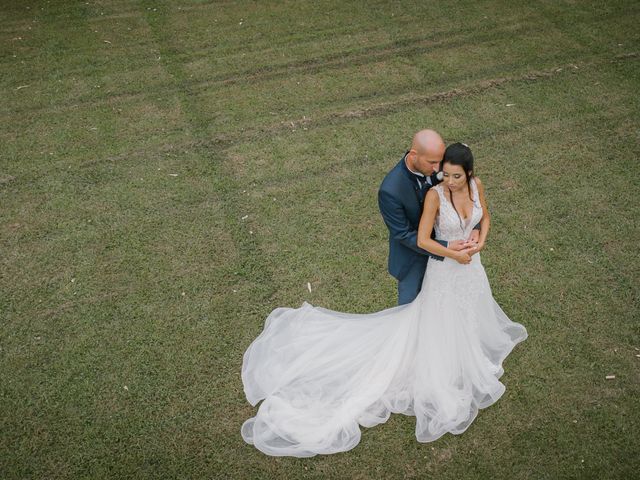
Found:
[241,179,528,457]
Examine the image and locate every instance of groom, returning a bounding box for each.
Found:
[378,129,478,305]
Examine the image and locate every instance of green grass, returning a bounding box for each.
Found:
[1,0,639,478]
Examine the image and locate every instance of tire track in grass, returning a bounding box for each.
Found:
[10,2,634,116]
[206,52,639,145]
[1,17,539,115]
[7,50,638,193]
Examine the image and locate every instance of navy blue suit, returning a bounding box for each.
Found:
[378,152,446,305]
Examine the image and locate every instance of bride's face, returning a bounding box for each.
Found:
[442,163,468,192]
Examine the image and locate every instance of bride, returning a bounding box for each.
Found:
[240,142,528,457]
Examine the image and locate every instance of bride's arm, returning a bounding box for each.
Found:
[475,177,490,251]
[418,190,471,264]
[378,189,446,259]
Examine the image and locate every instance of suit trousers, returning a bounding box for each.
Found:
[397,260,427,305]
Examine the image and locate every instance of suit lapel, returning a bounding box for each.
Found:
[399,153,423,206]
[413,183,423,205]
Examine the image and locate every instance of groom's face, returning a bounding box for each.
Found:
[413,149,443,176]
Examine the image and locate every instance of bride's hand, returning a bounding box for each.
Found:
[470,242,485,255]
[449,239,476,251]
[461,242,482,257]
[453,251,472,264]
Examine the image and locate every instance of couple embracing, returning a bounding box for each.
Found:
[240,129,528,457]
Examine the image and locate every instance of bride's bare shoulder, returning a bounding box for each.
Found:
[426,188,440,202]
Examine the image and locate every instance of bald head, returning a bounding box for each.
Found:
[407,129,446,176]
[411,129,445,156]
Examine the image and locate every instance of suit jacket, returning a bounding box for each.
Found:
[378,152,445,280]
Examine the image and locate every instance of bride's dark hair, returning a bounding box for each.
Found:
[441,143,475,230]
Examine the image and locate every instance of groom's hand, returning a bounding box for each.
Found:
[467,229,480,244]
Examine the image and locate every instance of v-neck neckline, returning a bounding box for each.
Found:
[440,181,475,221]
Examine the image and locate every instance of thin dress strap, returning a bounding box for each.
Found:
[433,183,446,203]
[470,178,480,206]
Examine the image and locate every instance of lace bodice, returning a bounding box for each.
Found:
[433,178,483,241]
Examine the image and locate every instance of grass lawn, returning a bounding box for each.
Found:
[1,0,638,478]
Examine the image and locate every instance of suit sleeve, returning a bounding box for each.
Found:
[378,189,445,260]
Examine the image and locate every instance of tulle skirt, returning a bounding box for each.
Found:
[240,254,528,457]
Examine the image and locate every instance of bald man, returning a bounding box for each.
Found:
[378,130,477,305]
